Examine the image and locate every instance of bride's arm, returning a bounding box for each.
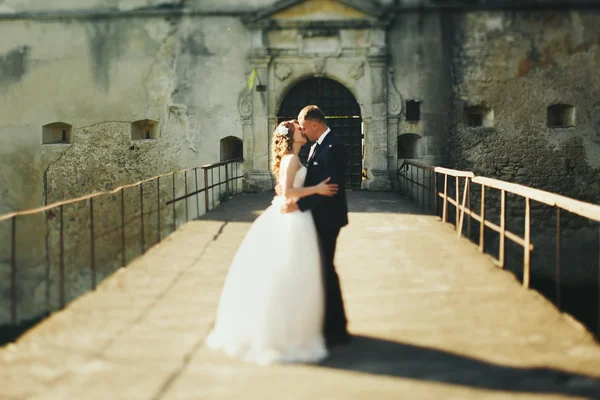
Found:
[282,156,337,199]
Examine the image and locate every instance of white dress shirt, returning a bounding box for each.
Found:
[308,127,330,161]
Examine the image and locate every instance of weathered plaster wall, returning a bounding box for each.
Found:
[0,13,251,325]
[388,11,454,186]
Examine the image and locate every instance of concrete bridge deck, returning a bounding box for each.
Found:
[1,192,600,400]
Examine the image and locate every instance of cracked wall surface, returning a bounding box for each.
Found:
[0,13,250,325]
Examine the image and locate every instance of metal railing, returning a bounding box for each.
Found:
[0,158,243,326]
[398,160,600,334]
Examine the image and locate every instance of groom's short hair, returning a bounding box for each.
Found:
[299,105,326,124]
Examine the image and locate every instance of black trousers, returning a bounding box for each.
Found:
[316,225,348,339]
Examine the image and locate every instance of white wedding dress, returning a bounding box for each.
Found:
[205,156,327,365]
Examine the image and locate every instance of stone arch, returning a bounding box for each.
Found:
[274,72,371,121]
[276,76,364,190]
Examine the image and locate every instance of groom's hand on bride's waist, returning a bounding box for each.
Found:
[280,199,299,214]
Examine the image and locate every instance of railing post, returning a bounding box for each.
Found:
[555,208,561,309]
[140,183,145,254]
[467,179,472,239]
[523,197,531,288]
[499,189,506,268]
[401,165,405,194]
[59,205,65,309]
[433,171,438,216]
[410,165,413,200]
[421,168,425,209]
[442,174,448,223]
[455,176,460,231]
[10,216,17,325]
[479,185,486,252]
[184,170,189,222]
[218,166,222,201]
[457,178,469,238]
[172,173,176,232]
[194,168,200,218]
[234,163,238,194]
[225,162,230,197]
[120,188,126,267]
[204,167,209,212]
[211,169,215,209]
[157,177,161,244]
[89,198,96,290]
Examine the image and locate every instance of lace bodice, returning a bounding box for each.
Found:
[290,166,307,188]
[279,155,307,189]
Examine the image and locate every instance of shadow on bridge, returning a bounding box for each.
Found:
[197,190,600,397]
[321,335,600,398]
[2,189,599,399]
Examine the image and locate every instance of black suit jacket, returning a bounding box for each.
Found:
[297,131,349,231]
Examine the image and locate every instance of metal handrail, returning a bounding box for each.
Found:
[398,160,600,335]
[1,158,244,326]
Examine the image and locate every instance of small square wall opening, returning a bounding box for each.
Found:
[397,133,422,159]
[220,136,243,161]
[406,100,421,122]
[42,122,72,145]
[464,106,493,128]
[131,120,158,140]
[547,104,575,128]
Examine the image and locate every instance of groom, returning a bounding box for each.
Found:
[281,105,351,347]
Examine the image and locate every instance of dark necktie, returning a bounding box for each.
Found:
[309,142,320,162]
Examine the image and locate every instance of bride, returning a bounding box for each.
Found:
[205,119,337,365]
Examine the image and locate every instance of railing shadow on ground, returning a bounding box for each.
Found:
[0,159,244,344]
[320,335,600,398]
[397,160,600,340]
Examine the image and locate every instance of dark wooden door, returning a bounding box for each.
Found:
[278,77,362,190]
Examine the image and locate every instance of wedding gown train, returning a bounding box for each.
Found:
[205,156,327,365]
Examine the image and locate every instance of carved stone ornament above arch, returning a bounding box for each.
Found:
[349,61,365,80]
[313,58,327,76]
[275,63,293,81]
[387,67,403,117]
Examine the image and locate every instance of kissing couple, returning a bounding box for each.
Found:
[206,105,351,365]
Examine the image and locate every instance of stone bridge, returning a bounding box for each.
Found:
[1,191,600,399]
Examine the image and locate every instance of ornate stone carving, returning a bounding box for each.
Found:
[275,63,292,81]
[237,88,253,119]
[313,58,327,76]
[349,61,365,80]
[387,67,403,117]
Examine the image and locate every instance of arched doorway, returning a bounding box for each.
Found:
[277,77,363,190]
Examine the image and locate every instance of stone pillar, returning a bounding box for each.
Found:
[238,89,253,168]
[387,67,403,191]
[246,55,273,192]
[365,53,391,191]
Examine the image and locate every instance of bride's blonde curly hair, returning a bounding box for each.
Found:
[271,120,297,178]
